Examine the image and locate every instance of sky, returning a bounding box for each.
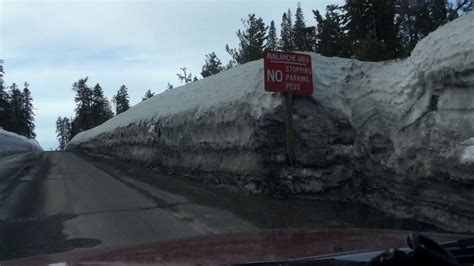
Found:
[0,0,344,150]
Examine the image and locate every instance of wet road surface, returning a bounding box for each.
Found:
[0,151,441,261]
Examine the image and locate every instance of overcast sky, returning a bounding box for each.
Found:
[0,0,343,149]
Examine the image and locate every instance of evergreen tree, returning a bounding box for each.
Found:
[267,20,278,51]
[142,89,155,101]
[293,3,311,51]
[314,5,352,57]
[63,117,72,144]
[0,87,8,128]
[201,52,224,78]
[56,117,66,150]
[396,0,418,57]
[73,77,94,132]
[113,85,130,115]
[226,14,268,64]
[21,82,36,138]
[345,0,398,61]
[430,0,448,29]
[177,67,193,84]
[0,60,10,129]
[91,83,113,126]
[395,0,457,57]
[56,116,71,150]
[71,79,112,133]
[0,63,35,137]
[375,0,398,57]
[279,9,294,51]
[70,117,79,139]
[7,83,23,134]
[303,26,317,52]
[459,0,473,13]
[0,60,3,82]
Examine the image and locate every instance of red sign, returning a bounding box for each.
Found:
[263,50,313,96]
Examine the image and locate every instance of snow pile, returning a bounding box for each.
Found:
[69,13,474,232]
[0,128,43,155]
[311,11,474,158]
[460,138,474,163]
[68,58,283,177]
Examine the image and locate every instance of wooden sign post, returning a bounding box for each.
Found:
[285,92,296,165]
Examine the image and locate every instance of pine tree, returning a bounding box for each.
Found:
[0,87,8,128]
[56,116,72,150]
[72,79,112,132]
[314,5,352,57]
[113,85,130,115]
[21,82,36,138]
[267,20,278,51]
[142,89,155,101]
[375,0,397,57]
[345,0,398,61]
[73,77,94,132]
[7,83,23,134]
[63,117,72,145]
[293,3,311,51]
[56,116,65,150]
[303,26,317,52]
[430,0,448,29]
[0,60,10,129]
[0,60,3,82]
[395,0,456,57]
[70,117,79,139]
[459,0,473,13]
[201,52,224,78]
[279,10,294,51]
[396,0,418,57]
[177,67,193,84]
[226,14,268,64]
[92,83,113,126]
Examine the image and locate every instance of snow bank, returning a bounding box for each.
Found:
[70,62,279,144]
[0,128,43,155]
[69,13,474,232]
[69,59,283,177]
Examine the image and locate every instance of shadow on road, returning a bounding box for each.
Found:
[0,213,101,261]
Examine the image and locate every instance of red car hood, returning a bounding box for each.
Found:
[3,228,472,265]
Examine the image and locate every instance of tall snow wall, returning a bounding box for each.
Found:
[68,13,474,232]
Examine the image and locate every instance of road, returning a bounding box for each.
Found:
[0,151,440,261]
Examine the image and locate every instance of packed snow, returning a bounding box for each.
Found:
[69,60,281,146]
[0,128,43,155]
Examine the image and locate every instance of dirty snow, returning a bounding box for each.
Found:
[69,61,281,146]
[461,146,474,163]
[461,137,474,163]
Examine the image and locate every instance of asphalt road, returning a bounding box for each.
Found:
[0,151,441,261]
